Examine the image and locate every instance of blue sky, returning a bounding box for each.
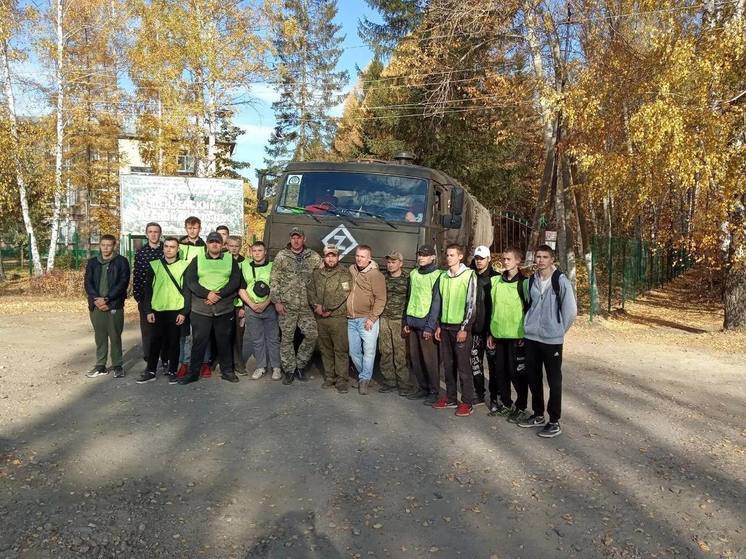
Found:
[232,0,378,181]
[14,0,379,182]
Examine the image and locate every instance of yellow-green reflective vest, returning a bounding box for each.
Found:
[489,275,525,339]
[179,242,203,263]
[149,258,189,312]
[440,269,474,324]
[406,268,442,318]
[241,260,273,304]
[196,251,232,291]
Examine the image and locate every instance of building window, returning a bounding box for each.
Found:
[129,166,153,174]
[177,153,195,174]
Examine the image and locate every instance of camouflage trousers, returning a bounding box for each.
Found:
[378,317,411,389]
[317,316,349,385]
[278,307,318,372]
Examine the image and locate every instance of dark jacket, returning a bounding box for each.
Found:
[471,264,498,335]
[132,242,163,303]
[84,254,131,311]
[184,253,241,317]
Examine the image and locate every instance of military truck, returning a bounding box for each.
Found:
[256,154,493,266]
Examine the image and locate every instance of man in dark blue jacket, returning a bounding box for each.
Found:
[83,234,131,379]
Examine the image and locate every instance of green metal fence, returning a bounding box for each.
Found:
[589,235,694,320]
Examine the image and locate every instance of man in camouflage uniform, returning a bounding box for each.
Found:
[308,244,352,393]
[378,250,412,395]
[270,227,322,385]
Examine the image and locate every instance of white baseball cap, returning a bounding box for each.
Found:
[473,245,490,259]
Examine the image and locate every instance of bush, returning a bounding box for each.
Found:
[28,269,86,297]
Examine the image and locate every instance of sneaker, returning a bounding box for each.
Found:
[336,383,349,394]
[281,369,295,385]
[321,379,335,389]
[518,414,546,428]
[199,363,211,378]
[251,368,265,380]
[112,366,125,379]
[507,408,531,424]
[455,402,474,417]
[358,380,369,395]
[432,398,458,409]
[473,395,486,406]
[423,393,439,405]
[236,368,249,376]
[538,422,562,438]
[136,371,157,384]
[176,364,188,379]
[405,388,428,400]
[85,366,109,378]
[489,403,513,417]
[177,375,199,385]
[221,372,239,383]
[168,374,179,385]
[378,383,397,393]
[271,368,282,381]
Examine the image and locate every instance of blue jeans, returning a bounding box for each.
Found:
[348,317,379,381]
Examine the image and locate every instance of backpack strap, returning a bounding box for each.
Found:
[551,269,563,323]
[160,259,183,296]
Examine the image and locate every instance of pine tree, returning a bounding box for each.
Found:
[264,0,348,174]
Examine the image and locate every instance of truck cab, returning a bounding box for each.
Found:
[256,157,492,267]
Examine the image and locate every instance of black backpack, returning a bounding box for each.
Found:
[526,269,564,323]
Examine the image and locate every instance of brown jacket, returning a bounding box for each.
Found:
[346,261,387,321]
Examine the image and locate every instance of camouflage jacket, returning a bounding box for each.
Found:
[269,245,322,310]
[382,269,409,320]
[308,265,352,318]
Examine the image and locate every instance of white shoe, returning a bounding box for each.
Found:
[271,368,282,381]
[251,368,265,380]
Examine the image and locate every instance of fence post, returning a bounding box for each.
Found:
[589,236,596,322]
[607,235,613,314]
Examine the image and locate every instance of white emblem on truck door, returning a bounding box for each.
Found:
[322,224,359,258]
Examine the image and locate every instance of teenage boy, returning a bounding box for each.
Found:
[378,250,411,394]
[433,244,477,417]
[270,227,322,384]
[226,235,247,375]
[132,222,164,366]
[176,216,206,378]
[347,245,386,395]
[179,231,241,384]
[83,235,130,379]
[137,237,189,384]
[469,245,497,406]
[518,245,577,438]
[238,241,282,381]
[486,247,529,421]
[308,244,352,392]
[216,225,230,248]
[402,245,441,403]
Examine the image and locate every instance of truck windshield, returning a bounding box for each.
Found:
[276,171,428,223]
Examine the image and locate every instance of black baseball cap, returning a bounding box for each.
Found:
[206,232,222,243]
[416,244,435,256]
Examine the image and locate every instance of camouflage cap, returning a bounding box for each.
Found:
[385,250,403,261]
[323,244,340,255]
[289,226,305,237]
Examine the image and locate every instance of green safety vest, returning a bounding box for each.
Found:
[196,251,232,291]
[149,258,189,312]
[440,269,474,324]
[241,260,273,304]
[179,242,203,263]
[489,275,525,339]
[406,268,442,318]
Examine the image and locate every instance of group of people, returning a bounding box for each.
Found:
[83,216,576,438]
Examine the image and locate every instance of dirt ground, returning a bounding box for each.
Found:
[0,270,744,559]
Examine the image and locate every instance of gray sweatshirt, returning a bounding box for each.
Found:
[523,269,577,345]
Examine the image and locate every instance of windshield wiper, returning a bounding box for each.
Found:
[276,205,321,223]
[317,206,358,226]
[350,209,398,230]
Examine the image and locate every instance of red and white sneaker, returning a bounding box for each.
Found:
[176,364,188,379]
[432,398,458,409]
[200,363,212,378]
[455,403,474,417]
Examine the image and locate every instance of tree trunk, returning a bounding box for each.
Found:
[0,37,43,276]
[559,154,576,290]
[724,196,746,330]
[47,0,65,272]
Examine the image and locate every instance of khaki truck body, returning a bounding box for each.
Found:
[257,159,493,267]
